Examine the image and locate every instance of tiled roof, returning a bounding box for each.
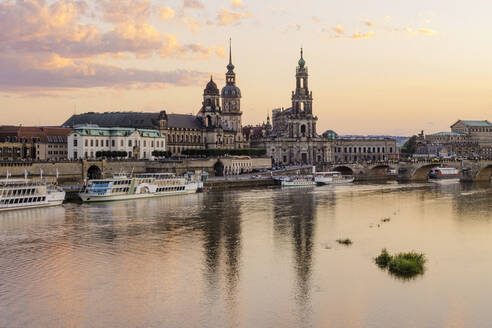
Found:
[430,131,467,136]
[456,120,492,127]
[63,112,204,130]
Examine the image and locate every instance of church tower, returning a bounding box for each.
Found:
[199,76,221,128]
[291,48,313,115]
[221,39,242,133]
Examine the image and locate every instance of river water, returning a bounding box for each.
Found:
[1,182,491,328]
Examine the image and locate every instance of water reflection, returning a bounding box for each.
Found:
[1,183,492,328]
[273,188,317,325]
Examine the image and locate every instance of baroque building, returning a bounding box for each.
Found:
[63,40,248,156]
[415,120,492,159]
[250,49,333,165]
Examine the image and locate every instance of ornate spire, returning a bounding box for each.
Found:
[298,47,305,67]
[227,38,235,72]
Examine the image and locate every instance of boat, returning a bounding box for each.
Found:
[281,175,316,187]
[0,179,65,212]
[78,171,204,203]
[314,171,354,185]
[428,167,461,183]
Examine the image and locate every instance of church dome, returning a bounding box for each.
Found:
[221,84,241,98]
[298,57,305,67]
[204,76,219,95]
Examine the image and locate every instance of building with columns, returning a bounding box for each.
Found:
[250,49,333,165]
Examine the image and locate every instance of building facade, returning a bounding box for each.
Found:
[63,41,247,156]
[0,126,71,161]
[333,138,398,163]
[250,49,333,165]
[67,125,166,160]
[416,120,492,159]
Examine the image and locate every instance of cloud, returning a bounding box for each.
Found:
[217,8,251,26]
[363,19,374,27]
[333,25,344,34]
[418,28,437,35]
[231,0,244,9]
[0,0,223,92]
[267,6,286,15]
[98,0,151,24]
[159,7,175,20]
[0,54,209,90]
[312,16,320,24]
[183,16,202,34]
[183,0,204,9]
[350,31,375,39]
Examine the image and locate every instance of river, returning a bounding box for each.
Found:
[1,182,491,328]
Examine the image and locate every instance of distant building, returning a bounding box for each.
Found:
[416,120,492,159]
[0,126,71,161]
[333,137,398,163]
[250,49,333,165]
[63,40,248,156]
[67,125,166,160]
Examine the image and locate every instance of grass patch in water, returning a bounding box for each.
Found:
[375,249,426,278]
[336,238,352,245]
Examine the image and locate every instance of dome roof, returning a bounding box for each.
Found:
[221,84,241,97]
[298,57,305,67]
[204,76,219,95]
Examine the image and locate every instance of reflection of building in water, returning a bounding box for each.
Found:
[272,189,317,322]
[196,192,242,308]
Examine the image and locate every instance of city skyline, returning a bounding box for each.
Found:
[1,0,491,136]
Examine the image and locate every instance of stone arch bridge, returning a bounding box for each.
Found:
[319,160,492,182]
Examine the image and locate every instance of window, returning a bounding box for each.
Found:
[73,139,78,147]
[85,139,88,147]
[90,139,94,147]
[106,140,109,147]
[121,140,124,147]
[96,139,99,147]
[128,140,132,147]
[112,140,115,147]
[144,141,147,147]
[151,141,154,147]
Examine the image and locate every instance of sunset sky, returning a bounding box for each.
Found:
[0,0,491,135]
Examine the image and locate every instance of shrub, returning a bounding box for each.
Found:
[375,248,392,268]
[375,249,426,278]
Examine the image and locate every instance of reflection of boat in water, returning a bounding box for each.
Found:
[314,172,354,185]
[78,171,204,203]
[280,176,316,187]
[428,167,461,183]
[0,179,65,212]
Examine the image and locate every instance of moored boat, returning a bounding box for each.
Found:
[78,171,204,203]
[428,167,461,183]
[281,175,316,187]
[315,171,354,185]
[0,179,65,212]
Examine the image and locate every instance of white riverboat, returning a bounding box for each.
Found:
[78,171,204,203]
[0,179,65,212]
[428,167,461,183]
[281,175,316,187]
[314,171,354,185]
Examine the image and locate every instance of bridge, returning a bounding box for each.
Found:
[320,160,492,182]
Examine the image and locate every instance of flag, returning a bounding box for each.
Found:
[56,168,59,179]
[40,168,43,179]
[6,169,10,179]
[24,169,28,180]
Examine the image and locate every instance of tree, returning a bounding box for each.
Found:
[401,135,417,156]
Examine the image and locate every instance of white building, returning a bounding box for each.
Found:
[67,125,166,160]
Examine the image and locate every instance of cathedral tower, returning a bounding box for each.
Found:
[221,39,242,133]
[291,48,313,115]
[199,76,221,128]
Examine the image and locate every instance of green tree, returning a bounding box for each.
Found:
[401,135,417,156]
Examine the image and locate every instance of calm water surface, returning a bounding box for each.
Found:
[1,182,492,328]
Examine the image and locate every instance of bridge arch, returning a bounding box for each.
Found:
[87,165,102,180]
[332,166,354,175]
[214,160,224,176]
[475,164,492,181]
[412,163,440,181]
[368,164,394,176]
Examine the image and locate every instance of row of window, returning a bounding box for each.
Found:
[335,146,393,154]
[77,139,165,148]
[156,186,185,192]
[168,134,202,144]
[1,196,46,205]
[2,188,37,197]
